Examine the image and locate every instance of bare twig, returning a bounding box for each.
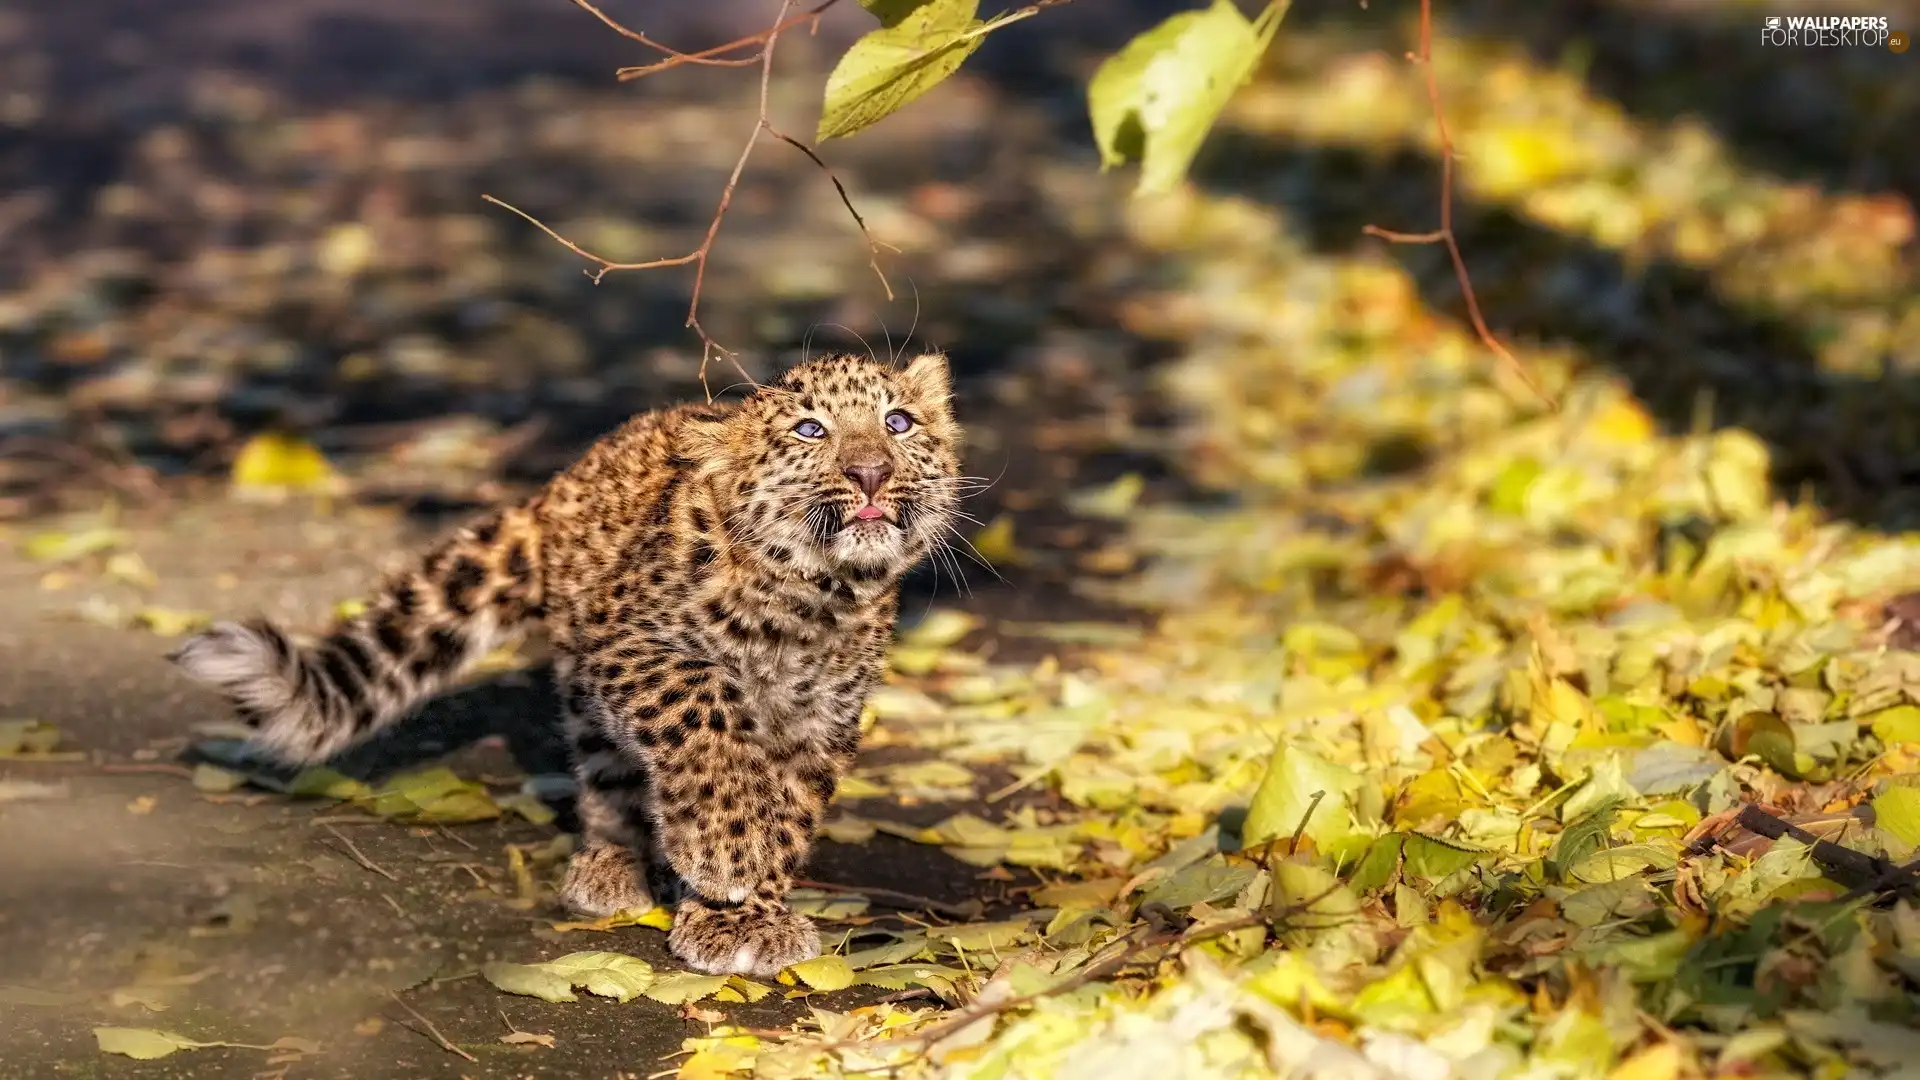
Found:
[766,127,897,302]
[489,0,882,397]
[901,913,1268,1049]
[1360,0,1554,410]
[387,990,478,1063]
[1288,790,1327,856]
[321,822,400,882]
[794,878,982,920]
[608,0,842,82]
[1731,804,1892,891]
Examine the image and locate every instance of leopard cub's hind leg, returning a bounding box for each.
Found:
[554,669,664,917]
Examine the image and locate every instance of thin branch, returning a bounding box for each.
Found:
[901,914,1268,1050]
[1359,0,1554,411]
[490,0,899,398]
[478,196,698,281]
[1288,790,1326,856]
[387,989,478,1063]
[567,0,769,70]
[321,822,399,882]
[766,126,898,301]
[611,0,842,82]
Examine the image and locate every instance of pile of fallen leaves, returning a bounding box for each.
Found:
[695,50,1920,1080]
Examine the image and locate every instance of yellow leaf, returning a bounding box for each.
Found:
[969,515,1027,566]
[900,609,978,648]
[1608,1042,1681,1080]
[230,433,339,497]
[131,608,211,637]
[834,775,889,800]
[785,955,856,992]
[22,526,128,564]
[1874,785,1920,846]
[93,1027,209,1060]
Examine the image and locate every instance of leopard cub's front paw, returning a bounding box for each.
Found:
[560,844,655,917]
[668,898,821,978]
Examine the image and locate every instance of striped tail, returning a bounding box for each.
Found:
[169,505,544,765]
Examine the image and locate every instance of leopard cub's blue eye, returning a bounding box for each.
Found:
[884,410,914,434]
[794,419,827,439]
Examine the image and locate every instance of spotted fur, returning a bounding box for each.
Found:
[171,353,963,976]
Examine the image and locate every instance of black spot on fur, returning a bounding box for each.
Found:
[318,646,364,700]
[470,516,501,545]
[443,556,486,615]
[593,768,649,791]
[650,473,682,526]
[373,610,410,658]
[425,626,464,670]
[330,633,378,684]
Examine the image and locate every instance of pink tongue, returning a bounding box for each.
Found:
[855,505,885,521]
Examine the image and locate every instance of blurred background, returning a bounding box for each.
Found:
[2,0,1913,533]
[3,0,1920,1072]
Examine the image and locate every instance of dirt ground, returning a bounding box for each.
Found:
[0,485,1131,1080]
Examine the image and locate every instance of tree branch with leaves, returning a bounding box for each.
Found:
[486,0,1551,408]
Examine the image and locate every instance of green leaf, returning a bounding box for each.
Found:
[818,0,984,141]
[1240,741,1361,853]
[1272,862,1361,934]
[1086,0,1288,195]
[1875,785,1920,846]
[1548,802,1620,882]
[1401,832,1486,880]
[1348,833,1404,893]
[482,961,578,1003]
[93,1027,210,1060]
[1138,857,1255,910]
[482,951,655,1004]
[641,972,731,1005]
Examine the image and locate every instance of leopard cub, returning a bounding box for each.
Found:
[171,353,963,975]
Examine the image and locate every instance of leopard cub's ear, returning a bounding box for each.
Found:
[674,412,731,466]
[896,352,952,407]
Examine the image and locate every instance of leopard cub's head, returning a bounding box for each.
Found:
[679,352,963,579]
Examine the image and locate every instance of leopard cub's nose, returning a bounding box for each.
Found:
[843,462,892,500]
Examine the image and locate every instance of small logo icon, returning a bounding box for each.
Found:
[1766,15,1781,29]
[1893,29,1911,52]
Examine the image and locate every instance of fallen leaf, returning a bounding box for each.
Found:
[92,1027,210,1060]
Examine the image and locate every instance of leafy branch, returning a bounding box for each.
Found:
[484,0,1553,404]
[483,0,894,394]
